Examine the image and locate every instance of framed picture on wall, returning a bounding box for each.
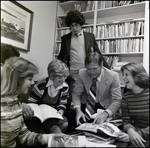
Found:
[1,1,33,52]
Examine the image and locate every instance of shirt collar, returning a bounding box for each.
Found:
[97,67,104,82]
[46,78,68,90]
[73,29,83,37]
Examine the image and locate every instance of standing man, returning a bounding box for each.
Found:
[71,52,122,126]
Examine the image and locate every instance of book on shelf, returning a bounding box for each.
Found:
[96,19,144,38]
[48,134,86,147]
[105,1,113,8]
[27,103,63,123]
[76,122,121,137]
[112,61,129,71]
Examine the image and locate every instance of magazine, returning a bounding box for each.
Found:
[83,131,115,143]
[48,134,86,147]
[76,122,120,137]
[27,103,63,123]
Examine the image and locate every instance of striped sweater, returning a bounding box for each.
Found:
[122,88,149,139]
[1,96,47,147]
[28,77,69,112]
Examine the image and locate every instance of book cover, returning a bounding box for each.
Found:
[27,103,63,123]
[48,134,86,147]
[84,131,115,143]
[76,122,120,137]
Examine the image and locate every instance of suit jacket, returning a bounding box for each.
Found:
[57,31,109,69]
[71,67,122,117]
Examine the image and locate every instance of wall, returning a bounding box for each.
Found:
[143,1,149,74]
[18,1,57,80]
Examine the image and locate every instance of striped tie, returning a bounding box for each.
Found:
[85,78,97,121]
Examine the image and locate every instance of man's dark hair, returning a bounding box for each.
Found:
[65,10,85,27]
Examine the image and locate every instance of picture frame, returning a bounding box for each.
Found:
[1,1,33,52]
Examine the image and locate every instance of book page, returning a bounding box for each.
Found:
[86,141,116,147]
[76,122,120,137]
[39,104,63,122]
[98,122,120,137]
[48,135,86,147]
[27,103,43,122]
[76,123,98,133]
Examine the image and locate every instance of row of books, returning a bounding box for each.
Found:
[57,17,67,28]
[97,38,144,54]
[103,55,119,69]
[59,1,144,11]
[97,1,144,9]
[82,26,93,33]
[55,37,144,57]
[96,21,144,38]
[56,29,70,41]
[74,1,95,12]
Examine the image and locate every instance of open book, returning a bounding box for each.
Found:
[48,134,86,147]
[76,122,120,137]
[27,103,63,123]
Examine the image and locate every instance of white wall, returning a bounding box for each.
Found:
[18,1,57,80]
[143,1,149,74]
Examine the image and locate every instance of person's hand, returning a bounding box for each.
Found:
[57,110,64,115]
[22,103,34,120]
[75,107,86,126]
[116,131,129,142]
[128,128,146,147]
[42,133,66,146]
[93,111,108,124]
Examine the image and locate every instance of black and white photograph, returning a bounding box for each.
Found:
[1,1,149,147]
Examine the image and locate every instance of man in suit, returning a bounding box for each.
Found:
[71,52,122,126]
[57,10,109,133]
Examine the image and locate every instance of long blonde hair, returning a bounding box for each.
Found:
[1,57,38,96]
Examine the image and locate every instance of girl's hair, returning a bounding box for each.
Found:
[1,44,20,64]
[65,10,85,27]
[47,59,69,77]
[85,52,103,66]
[1,57,38,96]
[121,62,149,88]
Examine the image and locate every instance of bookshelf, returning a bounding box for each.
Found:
[54,1,149,84]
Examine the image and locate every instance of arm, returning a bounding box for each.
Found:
[28,78,47,103]
[106,73,122,116]
[57,36,68,64]
[137,126,149,140]
[122,97,135,132]
[17,123,48,147]
[17,122,65,147]
[57,85,69,114]
[93,72,122,124]
[71,77,85,108]
[71,76,86,125]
